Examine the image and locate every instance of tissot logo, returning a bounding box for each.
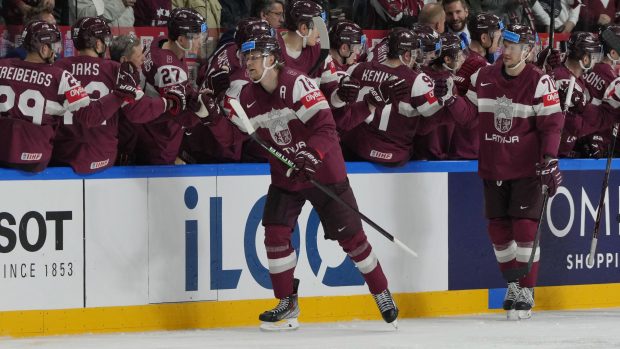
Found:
[0,211,72,253]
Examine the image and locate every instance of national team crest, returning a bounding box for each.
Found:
[268,110,292,145]
[494,96,514,133]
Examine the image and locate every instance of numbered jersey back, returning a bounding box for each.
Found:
[142,36,190,95]
[0,58,89,126]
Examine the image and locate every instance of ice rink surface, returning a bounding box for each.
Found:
[3,309,620,349]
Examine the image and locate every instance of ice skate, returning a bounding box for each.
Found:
[373,289,399,328]
[514,287,534,320]
[503,281,520,320]
[259,279,300,331]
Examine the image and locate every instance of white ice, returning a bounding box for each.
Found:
[2,309,620,349]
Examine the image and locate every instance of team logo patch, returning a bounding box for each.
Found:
[543,91,560,107]
[301,90,326,109]
[494,95,514,133]
[268,109,292,145]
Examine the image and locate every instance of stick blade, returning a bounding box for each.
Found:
[313,16,329,50]
[228,98,256,135]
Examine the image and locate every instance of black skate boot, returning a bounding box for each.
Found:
[503,281,520,320]
[514,287,534,320]
[372,289,399,328]
[259,278,300,331]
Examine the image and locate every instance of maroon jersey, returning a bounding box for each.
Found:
[277,32,322,77]
[581,62,620,155]
[133,0,171,26]
[467,63,563,180]
[551,66,589,157]
[341,60,443,166]
[217,67,346,191]
[366,38,389,64]
[134,36,194,164]
[0,58,125,172]
[412,67,455,160]
[206,42,247,83]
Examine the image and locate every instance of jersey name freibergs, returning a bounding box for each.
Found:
[341,60,442,166]
[467,62,563,180]
[0,58,91,171]
[53,56,120,173]
[277,32,322,77]
[226,67,346,191]
[135,36,192,164]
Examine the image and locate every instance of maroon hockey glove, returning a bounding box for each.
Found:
[286,147,323,182]
[207,68,231,97]
[558,84,586,114]
[434,78,456,106]
[536,157,562,196]
[364,78,409,107]
[189,91,222,124]
[163,85,187,115]
[113,61,140,101]
[336,76,361,103]
[536,47,563,70]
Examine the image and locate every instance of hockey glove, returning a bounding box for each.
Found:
[286,147,323,182]
[336,76,361,103]
[558,84,586,114]
[163,85,187,115]
[189,91,222,124]
[433,78,456,106]
[113,61,141,101]
[364,78,409,107]
[536,157,562,196]
[207,68,231,97]
[536,47,563,70]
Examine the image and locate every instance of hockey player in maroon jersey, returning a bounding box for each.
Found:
[410,24,442,68]
[341,28,451,166]
[131,7,208,165]
[449,13,503,160]
[181,18,273,164]
[580,25,620,158]
[554,32,603,157]
[277,0,324,76]
[197,35,398,330]
[447,24,564,320]
[0,20,139,173]
[413,32,466,160]
[52,17,183,174]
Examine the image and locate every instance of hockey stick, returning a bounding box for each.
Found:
[563,76,576,113]
[549,0,555,50]
[308,16,330,77]
[586,123,619,267]
[502,189,549,281]
[228,99,418,258]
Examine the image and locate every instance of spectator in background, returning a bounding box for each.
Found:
[4,4,56,59]
[1,0,54,25]
[443,0,470,42]
[419,3,446,34]
[532,0,580,33]
[576,0,619,32]
[68,0,135,27]
[134,0,171,26]
[220,0,251,30]
[251,0,285,29]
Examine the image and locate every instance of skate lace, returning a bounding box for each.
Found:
[270,297,292,314]
[517,287,534,306]
[506,282,520,302]
[373,290,395,312]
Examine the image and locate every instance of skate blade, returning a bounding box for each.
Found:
[390,319,399,330]
[517,310,532,320]
[506,310,519,321]
[259,318,299,331]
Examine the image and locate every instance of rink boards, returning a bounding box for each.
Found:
[1,159,620,336]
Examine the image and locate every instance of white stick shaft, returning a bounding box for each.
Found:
[564,76,576,113]
[394,238,418,258]
[587,238,598,268]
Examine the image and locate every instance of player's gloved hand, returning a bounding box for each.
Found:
[113,61,142,101]
[558,84,586,114]
[163,85,187,115]
[364,78,409,107]
[286,147,323,182]
[536,47,562,70]
[189,91,222,124]
[207,68,231,97]
[336,75,361,103]
[536,157,562,196]
[434,78,456,106]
